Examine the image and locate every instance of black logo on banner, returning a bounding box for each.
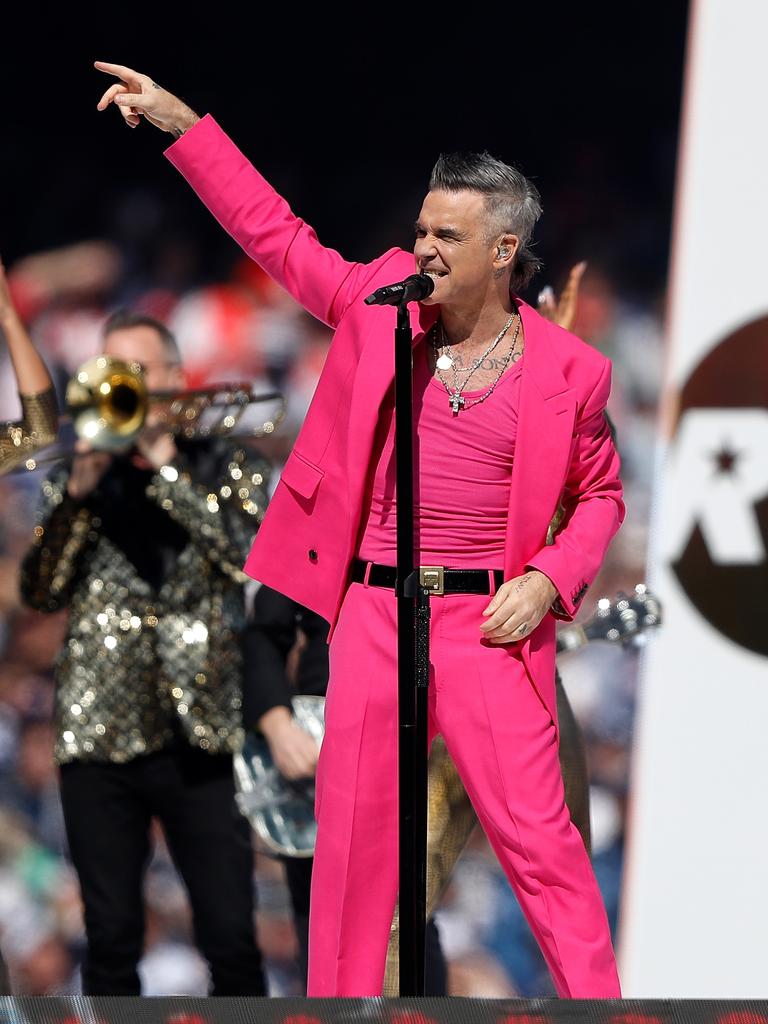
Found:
[671,314,768,655]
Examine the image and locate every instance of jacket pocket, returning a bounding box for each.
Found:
[280,450,325,500]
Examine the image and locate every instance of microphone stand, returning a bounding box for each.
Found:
[394,297,429,996]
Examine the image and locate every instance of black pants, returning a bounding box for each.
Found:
[59,745,266,996]
[282,856,448,995]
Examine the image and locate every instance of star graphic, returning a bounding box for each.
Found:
[711,442,742,476]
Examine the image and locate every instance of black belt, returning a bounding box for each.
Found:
[352,558,504,596]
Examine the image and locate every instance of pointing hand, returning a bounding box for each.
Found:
[94,61,199,138]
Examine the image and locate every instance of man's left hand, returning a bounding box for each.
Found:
[480,570,558,644]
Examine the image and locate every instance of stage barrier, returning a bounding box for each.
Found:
[0,998,768,1024]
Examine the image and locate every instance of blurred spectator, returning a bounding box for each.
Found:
[169,257,307,388]
[4,719,65,854]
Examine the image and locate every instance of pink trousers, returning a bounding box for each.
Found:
[307,581,621,997]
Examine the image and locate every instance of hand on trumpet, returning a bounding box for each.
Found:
[67,441,112,501]
[134,426,177,472]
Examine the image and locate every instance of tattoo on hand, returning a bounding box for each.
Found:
[152,82,162,90]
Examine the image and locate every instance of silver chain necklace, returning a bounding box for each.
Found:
[431,312,521,415]
[433,313,514,375]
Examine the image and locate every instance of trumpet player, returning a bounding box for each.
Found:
[20,311,270,996]
[0,256,58,474]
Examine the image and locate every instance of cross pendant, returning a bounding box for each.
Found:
[450,391,465,415]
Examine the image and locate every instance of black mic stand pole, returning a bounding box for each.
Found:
[394,297,429,996]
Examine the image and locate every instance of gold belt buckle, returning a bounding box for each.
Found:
[419,565,444,595]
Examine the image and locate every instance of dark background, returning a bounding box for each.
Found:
[1,6,689,303]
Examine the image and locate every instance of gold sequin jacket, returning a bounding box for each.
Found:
[20,442,270,765]
[0,388,58,475]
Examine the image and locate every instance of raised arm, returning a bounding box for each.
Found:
[95,62,384,328]
[0,258,58,475]
[537,261,587,333]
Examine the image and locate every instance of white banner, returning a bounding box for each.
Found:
[620,0,768,997]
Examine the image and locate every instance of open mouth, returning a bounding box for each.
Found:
[422,269,448,281]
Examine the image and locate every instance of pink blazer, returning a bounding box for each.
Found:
[166,115,624,726]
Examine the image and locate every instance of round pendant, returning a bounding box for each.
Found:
[436,353,453,371]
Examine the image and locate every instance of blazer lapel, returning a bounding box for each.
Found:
[504,300,577,577]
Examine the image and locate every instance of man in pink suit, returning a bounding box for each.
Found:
[95,62,624,998]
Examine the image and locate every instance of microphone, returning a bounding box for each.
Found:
[364,273,435,306]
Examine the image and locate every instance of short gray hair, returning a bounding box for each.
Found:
[429,151,543,290]
[102,309,181,364]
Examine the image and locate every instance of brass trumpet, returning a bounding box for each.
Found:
[66,356,148,450]
[17,356,286,470]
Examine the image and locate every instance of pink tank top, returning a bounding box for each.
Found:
[357,339,523,568]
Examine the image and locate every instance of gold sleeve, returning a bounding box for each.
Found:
[0,387,58,476]
[19,466,96,613]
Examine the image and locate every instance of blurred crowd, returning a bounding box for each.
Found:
[0,212,664,995]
